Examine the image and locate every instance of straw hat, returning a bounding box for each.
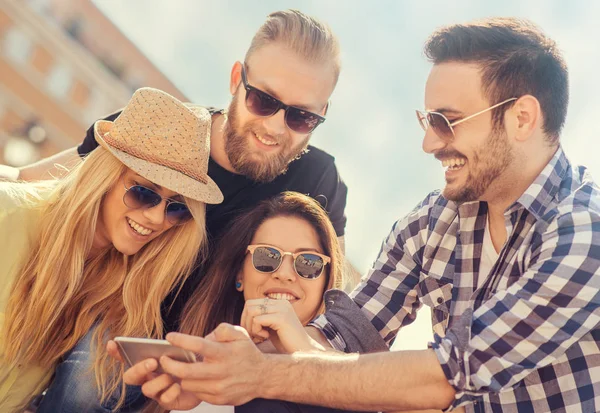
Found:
[94,87,223,204]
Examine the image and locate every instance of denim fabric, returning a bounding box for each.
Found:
[36,328,147,413]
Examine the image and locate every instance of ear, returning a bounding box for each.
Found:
[509,95,541,142]
[230,61,243,95]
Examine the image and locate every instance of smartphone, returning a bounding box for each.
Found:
[114,337,197,374]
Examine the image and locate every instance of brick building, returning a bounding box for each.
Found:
[0,0,186,166]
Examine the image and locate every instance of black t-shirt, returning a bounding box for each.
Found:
[78,107,348,331]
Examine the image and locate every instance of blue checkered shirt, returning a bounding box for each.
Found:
[313,148,600,412]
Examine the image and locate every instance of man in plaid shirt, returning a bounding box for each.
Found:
[122,17,600,413]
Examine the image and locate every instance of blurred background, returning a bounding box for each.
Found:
[1,0,598,350]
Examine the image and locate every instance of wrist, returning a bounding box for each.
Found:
[256,353,291,400]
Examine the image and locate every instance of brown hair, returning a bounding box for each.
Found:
[424,17,568,144]
[179,191,344,338]
[245,9,341,87]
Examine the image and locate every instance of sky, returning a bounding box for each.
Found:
[92,0,600,350]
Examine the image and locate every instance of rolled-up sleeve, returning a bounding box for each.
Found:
[310,193,441,351]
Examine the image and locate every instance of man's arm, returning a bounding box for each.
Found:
[17,147,80,181]
[264,348,455,411]
[159,327,455,411]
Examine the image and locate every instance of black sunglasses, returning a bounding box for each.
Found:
[123,182,192,225]
[240,65,326,134]
[246,244,330,280]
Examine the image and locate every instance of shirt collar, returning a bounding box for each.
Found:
[509,146,569,219]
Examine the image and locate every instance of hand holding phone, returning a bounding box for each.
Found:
[114,336,197,374]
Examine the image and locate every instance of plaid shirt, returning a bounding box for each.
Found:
[313,147,600,412]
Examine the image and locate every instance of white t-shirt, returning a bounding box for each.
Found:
[480,219,500,283]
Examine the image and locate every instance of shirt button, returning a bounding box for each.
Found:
[437,297,444,304]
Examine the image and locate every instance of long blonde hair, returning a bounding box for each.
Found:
[2,147,207,406]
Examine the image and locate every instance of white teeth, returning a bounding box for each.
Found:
[441,158,466,170]
[255,133,278,146]
[127,218,152,236]
[266,292,296,301]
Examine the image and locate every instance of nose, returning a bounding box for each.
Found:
[272,254,296,283]
[142,201,166,226]
[262,107,287,137]
[422,126,447,154]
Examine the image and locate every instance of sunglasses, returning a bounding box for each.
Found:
[123,182,192,225]
[416,97,517,142]
[240,65,327,134]
[246,244,331,280]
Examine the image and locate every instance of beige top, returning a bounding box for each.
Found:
[0,182,54,412]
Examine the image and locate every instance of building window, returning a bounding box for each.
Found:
[2,27,32,65]
[46,63,72,99]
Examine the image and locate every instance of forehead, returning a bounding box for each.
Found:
[424,62,487,111]
[245,42,335,112]
[252,216,321,251]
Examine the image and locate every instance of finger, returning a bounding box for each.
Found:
[240,304,248,335]
[166,332,222,359]
[241,305,254,339]
[141,373,175,399]
[251,318,270,339]
[159,381,182,405]
[123,358,158,385]
[160,355,221,380]
[106,340,123,363]
[211,323,251,342]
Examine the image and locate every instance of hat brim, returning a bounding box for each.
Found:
[94,120,223,205]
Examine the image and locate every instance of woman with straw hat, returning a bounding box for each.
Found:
[0,87,222,412]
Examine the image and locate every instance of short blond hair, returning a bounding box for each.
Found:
[245,9,341,86]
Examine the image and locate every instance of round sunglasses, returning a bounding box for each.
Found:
[246,244,330,280]
[241,65,326,134]
[416,97,517,143]
[123,182,192,225]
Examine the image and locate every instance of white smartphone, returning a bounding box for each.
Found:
[114,336,197,374]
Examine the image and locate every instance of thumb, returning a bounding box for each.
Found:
[212,323,251,343]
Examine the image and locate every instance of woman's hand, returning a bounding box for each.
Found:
[240,298,317,353]
[106,340,203,411]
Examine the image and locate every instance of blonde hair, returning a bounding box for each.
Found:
[2,147,207,407]
[245,9,341,86]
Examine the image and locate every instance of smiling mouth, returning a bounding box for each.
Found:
[127,217,153,236]
[254,132,278,146]
[265,292,297,301]
[441,157,466,172]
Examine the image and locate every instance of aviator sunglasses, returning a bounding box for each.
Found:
[246,244,331,280]
[416,97,517,142]
[123,182,192,225]
[241,65,327,134]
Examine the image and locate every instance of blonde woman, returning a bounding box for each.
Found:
[0,87,222,412]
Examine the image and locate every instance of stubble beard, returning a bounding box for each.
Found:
[223,95,310,183]
[444,128,513,204]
